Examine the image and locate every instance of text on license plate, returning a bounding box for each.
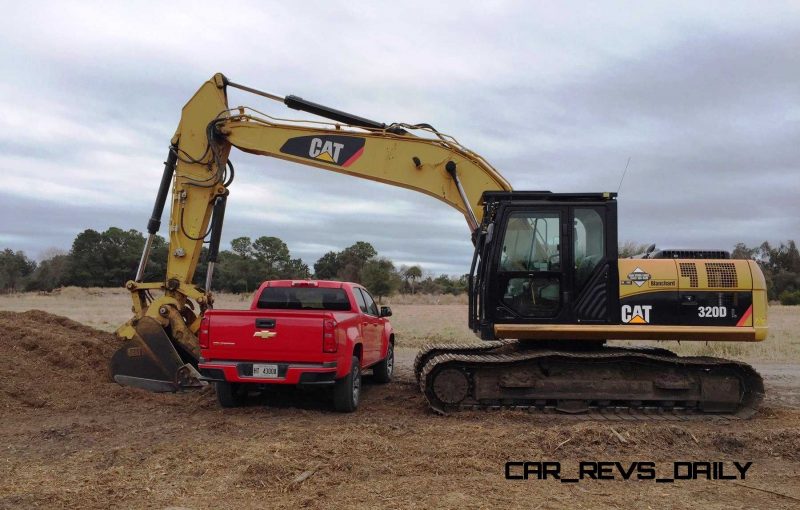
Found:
[252,364,279,378]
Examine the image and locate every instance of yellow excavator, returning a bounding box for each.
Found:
[110,74,766,417]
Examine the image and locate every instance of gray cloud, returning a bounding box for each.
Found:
[1,2,798,275]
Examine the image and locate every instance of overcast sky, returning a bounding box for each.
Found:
[1,1,798,275]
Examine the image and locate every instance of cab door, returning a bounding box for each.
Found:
[491,209,568,322]
[352,288,370,367]
[356,288,383,365]
[570,206,616,323]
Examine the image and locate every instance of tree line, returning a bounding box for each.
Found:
[731,241,800,305]
[0,227,467,300]
[2,230,797,304]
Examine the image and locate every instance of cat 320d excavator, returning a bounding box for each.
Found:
[110,74,766,417]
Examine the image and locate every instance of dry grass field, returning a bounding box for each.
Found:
[0,287,796,361]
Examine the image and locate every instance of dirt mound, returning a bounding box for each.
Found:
[0,310,135,410]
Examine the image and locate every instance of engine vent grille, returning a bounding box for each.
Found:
[651,249,730,259]
[706,262,738,288]
[679,263,699,288]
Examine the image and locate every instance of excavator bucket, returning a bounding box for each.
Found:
[110,317,204,392]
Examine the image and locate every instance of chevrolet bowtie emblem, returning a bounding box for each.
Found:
[253,331,278,339]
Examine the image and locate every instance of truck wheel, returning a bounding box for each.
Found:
[216,381,245,408]
[333,356,361,412]
[372,342,394,384]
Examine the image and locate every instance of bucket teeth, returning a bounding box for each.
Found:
[110,316,203,392]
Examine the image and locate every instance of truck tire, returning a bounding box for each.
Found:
[333,356,361,412]
[216,381,246,408]
[372,341,394,384]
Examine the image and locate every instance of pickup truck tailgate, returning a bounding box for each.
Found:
[205,310,326,362]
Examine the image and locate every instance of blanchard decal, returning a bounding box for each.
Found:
[280,135,366,167]
[649,279,677,288]
[622,304,651,324]
[625,267,651,287]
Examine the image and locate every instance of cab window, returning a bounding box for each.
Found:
[499,212,560,272]
[497,211,562,318]
[359,288,379,316]
[257,287,351,310]
[502,276,560,318]
[573,208,605,290]
[354,288,369,313]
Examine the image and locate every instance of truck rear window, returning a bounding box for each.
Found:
[256,287,352,311]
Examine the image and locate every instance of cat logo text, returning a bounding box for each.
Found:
[621,305,652,324]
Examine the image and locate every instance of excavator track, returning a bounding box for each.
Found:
[413,341,509,387]
[416,345,764,419]
[413,342,678,387]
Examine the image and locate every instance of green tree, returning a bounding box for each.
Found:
[142,235,169,283]
[0,249,36,293]
[230,237,253,258]
[403,265,422,294]
[214,248,261,293]
[192,246,210,287]
[731,243,757,260]
[417,276,443,294]
[282,258,312,279]
[214,250,243,292]
[312,242,377,282]
[25,250,69,291]
[336,241,377,282]
[360,258,400,302]
[213,236,309,291]
[65,229,104,286]
[252,236,291,279]
[779,289,800,306]
[433,274,468,295]
[66,228,147,287]
[619,241,650,258]
[731,240,799,300]
[100,228,148,285]
[314,251,340,279]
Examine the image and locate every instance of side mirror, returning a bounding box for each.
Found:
[380,306,392,318]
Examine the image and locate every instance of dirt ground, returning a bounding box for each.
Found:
[1,310,800,509]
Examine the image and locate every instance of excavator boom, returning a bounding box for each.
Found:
[110,74,511,392]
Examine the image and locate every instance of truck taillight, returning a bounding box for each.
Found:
[198,317,211,349]
[323,319,337,353]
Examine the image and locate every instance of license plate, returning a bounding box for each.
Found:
[252,364,279,378]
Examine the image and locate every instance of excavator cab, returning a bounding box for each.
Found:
[470,192,618,339]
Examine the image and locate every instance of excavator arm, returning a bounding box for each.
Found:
[110,73,511,392]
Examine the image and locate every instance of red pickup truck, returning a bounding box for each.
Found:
[197,280,394,412]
